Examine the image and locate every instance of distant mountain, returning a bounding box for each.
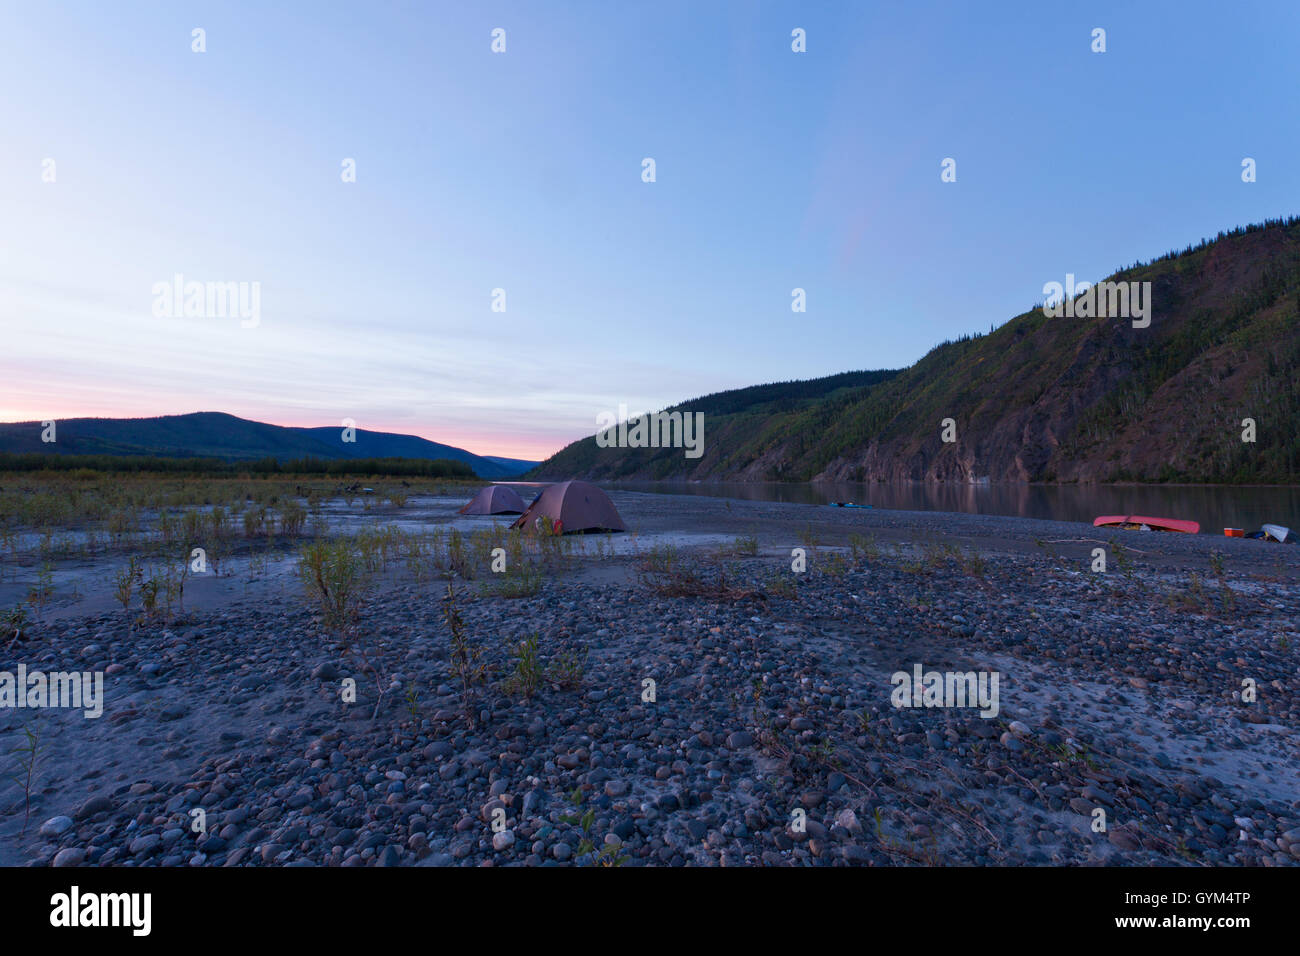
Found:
[535,216,1300,484]
[0,412,537,479]
[480,454,544,474]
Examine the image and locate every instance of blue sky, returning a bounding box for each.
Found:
[2,0,1297,459]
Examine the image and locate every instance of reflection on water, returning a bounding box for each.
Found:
[611,481,1300,535]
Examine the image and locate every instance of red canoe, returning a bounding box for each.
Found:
[1094,515,1200,534]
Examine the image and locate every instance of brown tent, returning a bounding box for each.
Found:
[510,480,625,534]
[458,484,528,515]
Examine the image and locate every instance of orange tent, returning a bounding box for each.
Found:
[510,480,625,534]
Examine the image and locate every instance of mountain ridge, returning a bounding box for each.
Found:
[534,216,1300,484]
[0,411,537,478]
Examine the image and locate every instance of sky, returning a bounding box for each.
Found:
[2,1,1298,461]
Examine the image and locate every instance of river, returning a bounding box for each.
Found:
[609,481,1300,537]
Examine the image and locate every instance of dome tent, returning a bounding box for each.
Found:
[458,484,528,515]
[510,480,625,534]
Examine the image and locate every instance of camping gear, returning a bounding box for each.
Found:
[1224,528,1244,537]
[510,480,625,534]
[1244,525,1293,542]
[1093,515,1200,534]
[458,485,528,516]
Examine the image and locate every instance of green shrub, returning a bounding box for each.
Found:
[501,634,542,698]
[299,539,370,634]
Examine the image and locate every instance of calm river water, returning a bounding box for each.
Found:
[611,481,1300,537]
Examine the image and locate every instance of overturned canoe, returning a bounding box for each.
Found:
[1261,523,1291,543]
[1094,515,1200,534]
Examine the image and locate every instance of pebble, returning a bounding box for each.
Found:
[51,847,85,867]
[39,816,74,838]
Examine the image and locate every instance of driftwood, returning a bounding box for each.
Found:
[1042,537,1156,554]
